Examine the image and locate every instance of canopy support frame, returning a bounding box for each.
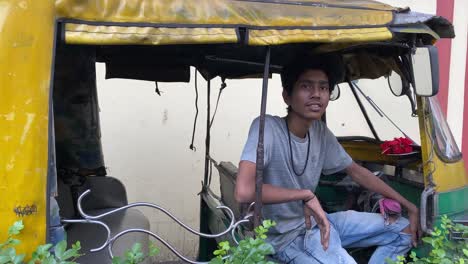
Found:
[254,46,271,228]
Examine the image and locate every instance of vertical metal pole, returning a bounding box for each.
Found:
[198,80,213,261]
[204,80,211,186]
[254,47,271,228]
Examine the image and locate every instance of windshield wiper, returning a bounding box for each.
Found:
[350,81,417,144]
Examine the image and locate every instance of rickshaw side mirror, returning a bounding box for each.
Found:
[330,84,341,101]
[412,46,440,97]
[387,71,408,97]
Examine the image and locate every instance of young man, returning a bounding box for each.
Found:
[235,56,420,263]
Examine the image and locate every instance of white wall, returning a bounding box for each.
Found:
[447,0,468,148]
[378,0,436,14]
[96,1,453,261]
[97,65,285,260]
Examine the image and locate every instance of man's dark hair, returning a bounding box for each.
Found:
[280,54,344,96]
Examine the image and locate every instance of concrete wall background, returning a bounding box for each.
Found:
[96,66,286,260]
[95,1,462,261]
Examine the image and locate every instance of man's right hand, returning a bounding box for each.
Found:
[303,195,330,251]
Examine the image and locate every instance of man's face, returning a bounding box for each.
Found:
[283,69,330,120]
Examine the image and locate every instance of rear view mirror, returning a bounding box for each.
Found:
[387,71,407,97]
[412,46,439,97]
[330,84,341,101]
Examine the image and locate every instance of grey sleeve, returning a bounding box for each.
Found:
[322,126,353,175]
[240,117,272,166]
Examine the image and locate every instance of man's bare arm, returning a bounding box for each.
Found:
[346,161,421,246]
[345,162,417,211]
[235,160,314,204]
[235,160,330,250]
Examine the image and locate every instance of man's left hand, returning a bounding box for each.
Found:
[408,206,422,247]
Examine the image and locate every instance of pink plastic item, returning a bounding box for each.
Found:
[379,198,401,224]
[379,198,402,216]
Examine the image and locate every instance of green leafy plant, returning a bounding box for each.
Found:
[111,242,159,264]
[0,221,26,264]
[0,220,82,264]
[210,220,277,264]
[387,215,468,264]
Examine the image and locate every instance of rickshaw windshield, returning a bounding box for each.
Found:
[327,77,421,144]
[427,96,462,162]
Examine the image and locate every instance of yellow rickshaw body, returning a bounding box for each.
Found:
[0,0,55,253]
[1,0,465,260]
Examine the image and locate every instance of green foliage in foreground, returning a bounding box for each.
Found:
[0,221,82,264]
[210,220,277,264]
[111,242,159,264]
[387,215,468,264]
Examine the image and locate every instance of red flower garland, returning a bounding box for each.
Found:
[380,137,413,155]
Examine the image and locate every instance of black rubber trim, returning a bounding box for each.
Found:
[235,28,241,44]
[58,22,66,43]
[337,136,382,144]
[46,21,59,244]
[58,18,390,31]
[244,28,249,45]
[429,46,440,96]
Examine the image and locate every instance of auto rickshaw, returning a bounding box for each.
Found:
[1,0,466,263]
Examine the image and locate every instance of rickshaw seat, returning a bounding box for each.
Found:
[66,207,150,264]
[217,161,243,220]
[80,176,129,210]
[58,176,150,264]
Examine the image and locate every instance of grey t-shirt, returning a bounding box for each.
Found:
[240,115,353,251]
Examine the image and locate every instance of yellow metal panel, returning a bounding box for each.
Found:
[65,23,238,45]
[55,0,393,39]
[248,27,393,45]
[417,98,467,192]
[341,141,420,170]
[431,160,467,192]
[0,0,54,254]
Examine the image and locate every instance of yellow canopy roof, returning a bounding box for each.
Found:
[56,0,400,45]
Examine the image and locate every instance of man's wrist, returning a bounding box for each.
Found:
[301,189,315,203]
[404,202,418,213]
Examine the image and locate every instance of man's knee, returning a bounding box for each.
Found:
[401,226,411,234]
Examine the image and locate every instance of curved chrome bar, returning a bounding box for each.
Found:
[108,228,227,264]
[231,219,250,245]
[76,190,236,238]
[231,211,254,245]
[62,219,111,252]
[246,202,255,214]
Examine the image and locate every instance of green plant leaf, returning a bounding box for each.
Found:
[149,243,159,257]
[209,257,224,264]
[60,248,80,261]
[43,256,58,264]
[440,258,453,264]
[209,220,277,264]
[131,243,142,254]
[9,239,21,247]
[434,249,446,258]
[0,256,11,264]
[54,240,67,260]
[422,237,433,244]
[37,243,53,255]
[12,254,25,264]
[112,256,123,264]
[8,221,24,236]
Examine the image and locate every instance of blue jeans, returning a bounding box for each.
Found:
[273,211,412,264]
